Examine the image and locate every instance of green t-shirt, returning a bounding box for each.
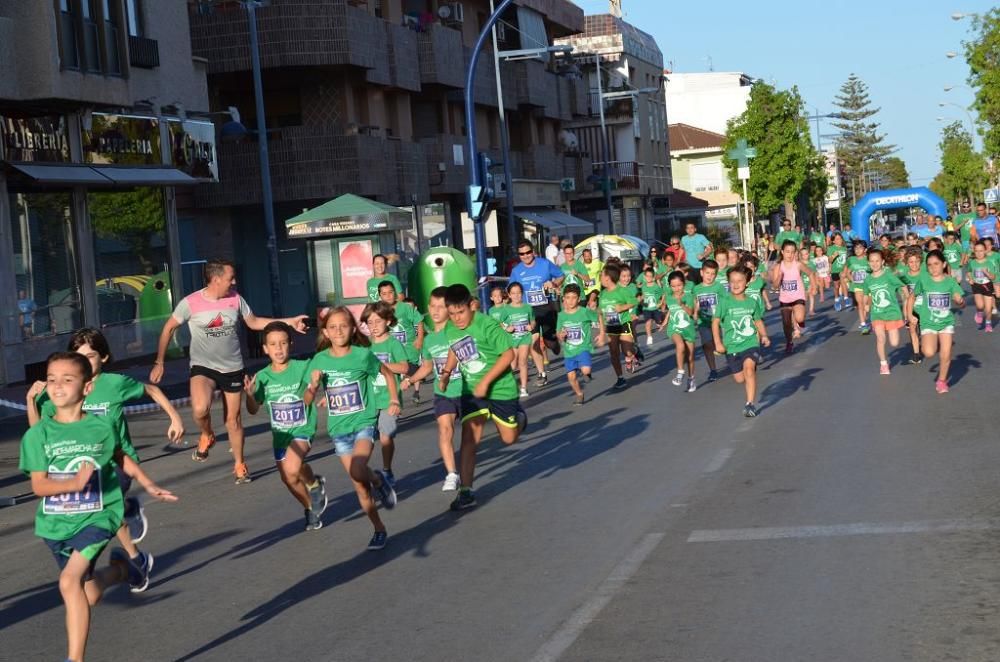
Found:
[808,231,825,247]
[943,243,964,270]
[828,245,848,273]
[846,255,870,289]
[693,281,726,327]
[556,307,597,358]
[370,336,409,410]
[421,327,463,399]
[862,271,905,321]
[308,346,383,436]
[621,283,640,313]
[598,286,634,325]
[968,258,995,284]
[560,261,590,293]
[367,274,403,302]
[746,275,767,305]
[637,279,666,310]
[955,212,976,248]
[487,304,506,324]
[499,303,535,347]
[37,372,144,462]
[665,291,697,342]
[252,359,317,449]
[445,313,517,400]
[913,273,964,331]
[714,294,764,354]
[988,253,1000,276]
[19,414,125,541]
[775,230,802,248]
[390,301,423,363]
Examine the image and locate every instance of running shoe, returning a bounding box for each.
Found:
[976,311,984,325]
[305,508,323,531]
[935,379,949,394]
[112,548,154,593]
[907,353,923,365]
[367,530,388,550]
[191,433,215,462]
[742,403,758,418]
[233,462,251,484]
[573,394,585,406]
[785,342,794,355]
[412,390,421,404]
[671,372,685,386]
[382,469,397,489]
[536,372,548,387]
[687,378,697,393]
[879,363,891,375]
[515,407,528,434]
[309,476,328,516]
[519,387,529,399]
[374,470,397,509]
[613,377,627,390]
[646,335,653,346]
[124,497,148,544]
[442,472,460,492]
[843,300,853,310]
[708,369,719,382]
[450,489,477,511]
[860,324,871,335]
[585,372,593,382]
[834,298,842,312]
[987,323,994,334]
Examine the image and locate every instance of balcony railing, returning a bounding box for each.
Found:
[588,91,635,121]
[593,161,640,190]
[128,35,159,68]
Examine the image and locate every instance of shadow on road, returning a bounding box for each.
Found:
[758,368,823,412]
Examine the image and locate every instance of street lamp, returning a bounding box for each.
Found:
[951,12,978,20]
[946,51,959,58]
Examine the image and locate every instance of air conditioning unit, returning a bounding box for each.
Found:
[438,2,464,25]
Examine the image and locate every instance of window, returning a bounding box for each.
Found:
[81,0,101,72]
[103,0,121,75]
[58,0,80,69]
[124,0,143,36]
[10,191,82,337]
[691,161,723,192]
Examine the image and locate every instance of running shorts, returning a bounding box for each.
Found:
[190,365,245,393]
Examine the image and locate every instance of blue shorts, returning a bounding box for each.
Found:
[433,395,461,418]
[330,426,375,457]
[44,525,115,574]
[273,437,311,462]
[564,352,592,373]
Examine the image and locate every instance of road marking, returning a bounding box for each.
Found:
[531,532,666,662]
[703,448,733,473]
[687,518,1000,543]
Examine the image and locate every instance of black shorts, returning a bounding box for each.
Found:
[972,282,994,296]
[727,347,762,373]
[605,321,634,337]
[44,525,115,574]
[191,365,245,393]
[460,395,521,428]
[433,395,461,418]
[532,302,558,341]
[831,272,841,282]
[643,310,665,324]
[780,299,806,308]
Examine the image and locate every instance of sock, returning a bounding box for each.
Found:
[307,479,319,490]
[879,360,888,365]
[677,369,685,375]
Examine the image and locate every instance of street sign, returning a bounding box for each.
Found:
[984,187,999,204]
[560,177,576,192]
[727,138,757,169]
[737,166,750,181]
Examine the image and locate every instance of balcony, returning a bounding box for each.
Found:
[417,23,464,88]
[128,35,159,68]
[385,23,420,91]
[593,161,640,191]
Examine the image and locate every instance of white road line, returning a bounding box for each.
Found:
[704,448,734,473]
[687,518,1000,543]
[531,532,666,662]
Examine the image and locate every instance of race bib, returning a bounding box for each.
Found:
[722,281,731,293]
[565,325,584,344]
[432,356,461,379]
[325,382,364,416]
[781,280,798,292]
[270,400,306,429]
[43,470,103,515]
[526,289,547,306]
[975,269,989,284]
[852,271,866,283]
[391,329,407,344]
[604,310,621,325]
[928,293,950,311]
[697,294,717,312]
[451,336,480,365]
[512,322,530,335]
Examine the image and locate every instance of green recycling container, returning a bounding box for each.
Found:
[407,247,477,314]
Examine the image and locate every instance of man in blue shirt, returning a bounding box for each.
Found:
[509,239,564,384]
[841,222,858,244]
[971,202,999,243]
[680,221,712,283]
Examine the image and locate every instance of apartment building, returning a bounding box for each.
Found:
[0,0,212,384]
[187,0,591,316]
[555,12,672,239]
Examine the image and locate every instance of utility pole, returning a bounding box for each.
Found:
[489,0,517,258]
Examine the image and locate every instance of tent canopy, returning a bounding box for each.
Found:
[518,208,594,233]
[285,194,412,238]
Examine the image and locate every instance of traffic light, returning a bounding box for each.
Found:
[477,152,495,202]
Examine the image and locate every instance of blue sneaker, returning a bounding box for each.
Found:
[450,489,477,511]
[124,497,147,544]
[111,548,153,593]
[834,298,842,312]
[374,470,397,509]
[367,530,388,551]
[382,470,396,489]
[708,369,719,382]
[516,407,528,434]
[308,476,328,517]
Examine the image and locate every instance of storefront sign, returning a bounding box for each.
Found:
[287,213,413,238]
[512,179,562,207]
[83,113,162,166]
[167,119,218,181]
[0,115,70,162]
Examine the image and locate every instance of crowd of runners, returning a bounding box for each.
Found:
[16,202,1000,661]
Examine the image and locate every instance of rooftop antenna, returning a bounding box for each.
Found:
[706,55,714,72]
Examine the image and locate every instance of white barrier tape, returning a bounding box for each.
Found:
[0,391,218,415]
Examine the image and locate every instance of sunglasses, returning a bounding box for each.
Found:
[518,250,533,256]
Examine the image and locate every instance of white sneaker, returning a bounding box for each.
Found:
[646,335,653,346]
[671,371,685,386]
[442,472,460,491]
[519,387,529,399]
[687,378,697,393]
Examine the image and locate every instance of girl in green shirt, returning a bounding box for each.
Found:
[862,249,907,374]
[908,251,966,394]
[846,240,872,330]
[665,272,698,392]
[501,282,538,398]
[966,240,996,331]
[828,233,849,311]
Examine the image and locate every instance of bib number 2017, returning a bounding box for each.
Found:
[270,400,306,428]
[43,471,103,515]
[326,383,364,416]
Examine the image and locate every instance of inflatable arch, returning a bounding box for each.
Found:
[849,187,948,243]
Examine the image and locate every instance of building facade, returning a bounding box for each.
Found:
[556,13,672,239]
[187,0,592,318]
[0,0,213,384]
[666,123,740,244]
[663,71,753,136]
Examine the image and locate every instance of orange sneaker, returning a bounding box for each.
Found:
[191,434,215,462]
[233,462,252,484]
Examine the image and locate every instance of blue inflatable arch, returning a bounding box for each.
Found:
[849,187,948,243]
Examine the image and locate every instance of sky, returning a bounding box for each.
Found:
[574,0,994,188]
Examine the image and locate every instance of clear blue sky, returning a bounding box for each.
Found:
[575,0,993,188]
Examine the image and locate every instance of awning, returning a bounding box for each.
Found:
[517,208,593,233]
[7,162,198,186]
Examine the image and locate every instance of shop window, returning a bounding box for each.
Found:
[87,190,170,335]
[10,192,82,338]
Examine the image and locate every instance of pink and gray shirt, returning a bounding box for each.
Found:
[172,290,253,373]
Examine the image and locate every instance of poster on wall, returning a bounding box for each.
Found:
[338,239,374,300]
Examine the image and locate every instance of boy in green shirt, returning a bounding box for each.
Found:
[712,267,771,417]
[828,233,849,310]
[246,322,327,531]
[665,272,698,392]
[20,352,176,662]
[556,284,598,405]
[638,266,668,347]
[942,231,966,284]
[438,284,525,511]
[693,259,726,381]
[597,262,639,389]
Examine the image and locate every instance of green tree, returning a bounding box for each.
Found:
[831,74,895,204]
[930,121,988,206]
[879,156,910,189]
[965,9,1000,159]
[722,82,826,222]
[88,189,165,274]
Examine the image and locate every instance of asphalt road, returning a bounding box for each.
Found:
[2,297,999,662]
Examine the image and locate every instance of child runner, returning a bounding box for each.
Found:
[378,282,425,404]
[499,282,537,398]
[741,255,772,311]
[665,271,698,392]
[712,267,771,417]
[362,302,412,487]
[487,284,507,324]
[366,254,403,302]
[812,244,831,305]
[245,322,327,530]
[899,248,926,364]
[26,328,184,593]
[438,284,525,511]
[714,248,731,292]
[20,352,177,662]
[306,307,399,550]
[693,259,725,381]
[967,240,996,332]
[597,262,639,387]
[799,246,817,318]
[942,231,966,286]
[770,241,815,354]
[556,284,597,405]
[909,250,966,393]
[846,240,872,331]
[828,232,849,311]
[586,290,603,349]
[619,265,644,362]
[404,287,463,491]
[861,248,908,374]
[638,266,667,347]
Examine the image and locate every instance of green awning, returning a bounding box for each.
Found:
[285,194,413,238]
